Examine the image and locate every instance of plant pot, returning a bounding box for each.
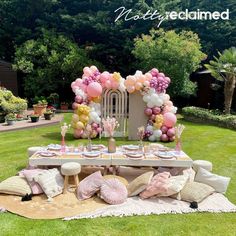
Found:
[6,120,15,125]
[31,117,39,123]
[33,105,47,116]
[60,104,69,110]
[108,137,116,153]
[44,113,52,120]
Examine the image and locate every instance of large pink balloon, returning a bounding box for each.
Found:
[87,82,102,97]
[144,107,152,116]
[163,112,177,128]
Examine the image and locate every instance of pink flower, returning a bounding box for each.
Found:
[102,117,119,137]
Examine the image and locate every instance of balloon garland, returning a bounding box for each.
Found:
[71,66,177,142]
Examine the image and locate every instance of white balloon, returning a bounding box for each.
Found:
[143,95,150,103]
[170,106,178,114]
[148,134,156,142]
[153,129,162,138]
[146,125,153,132]
[135,70,143,77]
[147,101,154,108]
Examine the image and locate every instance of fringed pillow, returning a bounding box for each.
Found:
[100,178,127,205]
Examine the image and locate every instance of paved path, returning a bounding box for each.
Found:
[0,114,64,132]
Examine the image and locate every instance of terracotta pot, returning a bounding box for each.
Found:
[60,104,69,110]
[33,105,47,116]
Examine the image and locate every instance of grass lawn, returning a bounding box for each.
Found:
[0,114,235,236]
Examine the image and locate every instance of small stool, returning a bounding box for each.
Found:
[61,162,81,194]
[27,146,42,157]
[192,160,213,172]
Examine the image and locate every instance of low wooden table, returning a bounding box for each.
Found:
[29,149,193,171]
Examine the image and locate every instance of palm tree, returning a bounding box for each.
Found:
[205,47,236,114]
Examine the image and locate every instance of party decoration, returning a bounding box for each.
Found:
[71,66,177,142]
[175,124,185,152]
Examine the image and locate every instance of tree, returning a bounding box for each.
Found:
[13,30,95,98]
[132,29,206,98]
[205,47,236,114]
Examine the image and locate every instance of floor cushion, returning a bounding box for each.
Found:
[100,178,127,205]
[34,168,64,198]
[77,171,104,200]
[195,167,230,193]
[192,160,213,172]
[127,171,154,197]
[140,172,170,199]
[21,169,44,195]
[175,182,215,203]
[0,176,32,196]
[103,175,128,186]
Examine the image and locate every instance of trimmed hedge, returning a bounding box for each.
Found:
[182,106,236,130]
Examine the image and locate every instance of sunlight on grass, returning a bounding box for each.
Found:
[0,113,235,236]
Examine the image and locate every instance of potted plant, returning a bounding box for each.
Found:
[44,109,53,120]
[0,112,6,123]
[47,93,59,108]
[60,102,69,110]
[30,114,40,123]
[5,113,16,125]
[33,100,48,116]
[47,105,56,117]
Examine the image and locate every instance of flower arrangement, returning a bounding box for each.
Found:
[61,122,71,137]
[102,117,119,138]
[175,124,185,152]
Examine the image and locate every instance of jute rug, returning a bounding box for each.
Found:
[0,167,235,219]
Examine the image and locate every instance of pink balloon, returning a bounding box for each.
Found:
[161,125,168,134]
[143,81,150,87]
[72,102,79,110]
[74,129,83,139]
[75,78,83,86]
[75,95,83,104]
[160,134,169,142]
[71,81,76,88]
[105,80,112,89]
[165,77,171,83]
[152,106,161,115]
[167,128,175,137]
[83,67,92,76]
[92,122,98,129]
[169,136,175,142]
[163,112,177,128]
[111,81,119,90]
[87,82,103,97]
[144,107,152,116]
[100,71,110,83]
[150,114,156,121]
[166,101,173,107]
[97,127,102,133]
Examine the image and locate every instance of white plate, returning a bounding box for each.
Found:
[91,145,105,151]
[83,151,100,158]
[155,151,174,159]
[47,144,61,151]
[38,151,56,157]
[125,153,143,159]
[123,145,139,151]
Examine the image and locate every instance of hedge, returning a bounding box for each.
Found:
[182,106,236,130]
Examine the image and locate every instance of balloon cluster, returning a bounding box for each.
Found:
[149,68,170,93]
[124,68,178,142]
[124,71,152,93]
[71,66,125,139]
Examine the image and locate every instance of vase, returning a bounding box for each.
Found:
[108,137,116,153]
[175,137,182,153]
[61,135,66,152]
[87,138,92,152]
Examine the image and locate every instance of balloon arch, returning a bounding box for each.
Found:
[71,66,177,142]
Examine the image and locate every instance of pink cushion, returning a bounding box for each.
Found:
[140,172,170,199]
[77,171,104,200]
[21,169,44,195]
[100,178,127,205]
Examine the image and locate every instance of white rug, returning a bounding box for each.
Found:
[64,193,236,220]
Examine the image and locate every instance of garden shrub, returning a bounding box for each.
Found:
[0,89,27,114]
[182,106,236,130]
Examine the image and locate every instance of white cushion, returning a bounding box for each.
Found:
[0,176,32,196]
[28,147,42,157]
[61,162,81,176]
[195,167,230,193]
[193,160,212,172]
[34,168,64,198]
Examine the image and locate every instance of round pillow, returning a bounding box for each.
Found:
[61,162,81,176]
[100,178,128,205]
[192,160,212,172]
[103,175,129,187]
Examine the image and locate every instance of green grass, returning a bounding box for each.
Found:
[0,114,236,236]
